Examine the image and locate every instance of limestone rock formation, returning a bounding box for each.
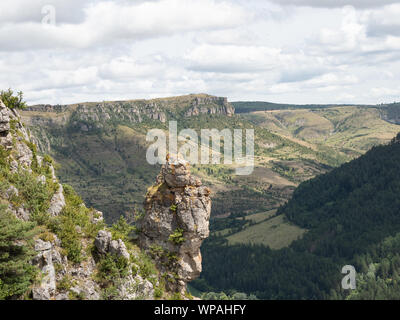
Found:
[184,96,235,117]
[47,183,66,216]
[31,239,57,300]
[0,99,66,220]
[0,100,10,134]
[0,98,159,300]
[138,154,211,294]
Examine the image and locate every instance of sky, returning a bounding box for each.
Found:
[0,0,400,105]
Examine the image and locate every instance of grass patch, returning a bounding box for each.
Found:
[227,214,306,249]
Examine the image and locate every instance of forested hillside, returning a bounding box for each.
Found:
[193,133,400,299]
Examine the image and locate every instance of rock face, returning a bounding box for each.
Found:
[0,99,66,220]
[138,154,211,294]
[47,183,66,216]
[21,94,235,145]
[0,100,10,135]
[185,96,235,117]
[32,239,57,300]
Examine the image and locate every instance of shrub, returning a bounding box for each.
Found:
[96,253,130,298]
[9,170,52,225]
[135,252,157,280]
[110,216,135,242]
[57,275,74,292]
[0,89,27,110]
[168,228,185,245]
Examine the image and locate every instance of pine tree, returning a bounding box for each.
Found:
[0,206,38,299]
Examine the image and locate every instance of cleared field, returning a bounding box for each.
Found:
[227,214,306,249]
[244,209,277,223]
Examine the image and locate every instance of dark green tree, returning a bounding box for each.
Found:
[0,205,38,299]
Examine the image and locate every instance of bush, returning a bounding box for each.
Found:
[96,253,130,299]
[110,216,135,242]
[9,170,52,225]
[168,228,185,245]
[0,89,27,110]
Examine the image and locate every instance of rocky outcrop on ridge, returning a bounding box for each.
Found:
[184,96,234,117]
[138,154,211,294]
[21,94,235,141]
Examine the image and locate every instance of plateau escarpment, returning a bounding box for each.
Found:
[23,94,234,131]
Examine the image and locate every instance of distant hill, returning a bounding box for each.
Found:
[379,102,400,125]
[232,101,372,113]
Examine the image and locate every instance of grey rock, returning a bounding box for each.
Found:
[15,141,33,168]
[0,99,10,134]
[55,293,69,300]
[109,239,130,260]
[32,240,56,300]
[15,206,30,221]
[94,230,112,254]
[51,249,62,265]
[117,275,154,300]
[5,185,18,199]
[32,287,51,300]
[9,160,18,172]
[92,210,104,224]
[47,184,65,216]
[37,175,46,184]
[35,239,52,252]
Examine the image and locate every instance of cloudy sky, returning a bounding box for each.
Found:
[0,0,399,105]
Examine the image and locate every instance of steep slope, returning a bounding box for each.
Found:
[0,99,210,300]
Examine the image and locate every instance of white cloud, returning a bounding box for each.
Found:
[269,0,400,9]
[185,44,281,73]
[0,0,249,51]
[0,0,399,105]
[365,4,400,37]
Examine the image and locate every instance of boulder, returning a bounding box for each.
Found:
[0,100,10,135]
[47,184,65,216]
[31,240,56,300]
[94,230,112,254]
[109,239,130,260]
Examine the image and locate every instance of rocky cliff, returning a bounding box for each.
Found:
[138,154,211,294]
[0,99,210,300]
[22,94,235,142]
